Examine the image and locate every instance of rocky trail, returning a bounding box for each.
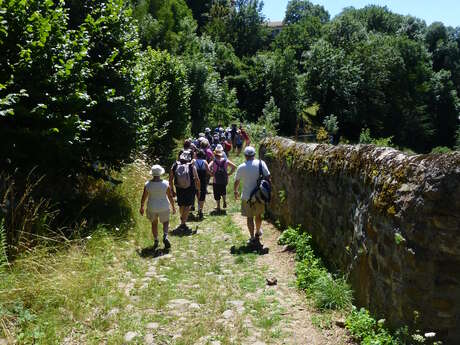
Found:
[59,190,351,344]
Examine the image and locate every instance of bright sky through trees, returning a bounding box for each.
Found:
[263,0,460,27]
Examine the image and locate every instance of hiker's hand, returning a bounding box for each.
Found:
[139,206,144,216]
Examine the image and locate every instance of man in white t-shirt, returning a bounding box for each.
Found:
[234,146,270,245]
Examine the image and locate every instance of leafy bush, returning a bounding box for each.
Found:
[323,114,339,135]
[0,0,140,178]
[430,146,452,154]
[296,258,326,291]
[359,128,394,148]
[277,226,299,249]
[135,48,191,160]
[346,307,401,345]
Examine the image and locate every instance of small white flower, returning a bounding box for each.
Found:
[86,236,92,240]
[424,332,436,338]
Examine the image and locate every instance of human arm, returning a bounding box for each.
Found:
[169,166,176,197]
[208,161,214,176]
[227,160,237,175]
[192,166,201,199]
[139,186,148,215]
[205,161,212,175]
[166,185,176,214]
[234,179,240,200]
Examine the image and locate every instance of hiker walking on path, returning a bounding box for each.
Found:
[209,145,236,212]
[169,150,200,231]
[234,146,270,245]
[140,165,176,250]
[195,150,211,220]
[239,125,250,148]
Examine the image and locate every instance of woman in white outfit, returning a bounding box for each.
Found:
[140,165,176,250]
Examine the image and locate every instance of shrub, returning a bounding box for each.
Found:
[278,226,300,249]
[359,128,394,148]
[430,146,452,154]
[311,274,353,310]
[296,258,327,291]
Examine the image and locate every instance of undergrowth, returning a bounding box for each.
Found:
[278,226,442,345]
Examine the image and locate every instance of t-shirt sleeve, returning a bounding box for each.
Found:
[261,161,270,177]
[235,165,242,181]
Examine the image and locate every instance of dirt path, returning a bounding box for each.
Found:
[59,189,352,344]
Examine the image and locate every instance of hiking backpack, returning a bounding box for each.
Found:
[250,161,271,205]
[175,162,192,189]
[214,159,228,185]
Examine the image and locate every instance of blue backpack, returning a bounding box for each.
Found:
[250,161,271,205]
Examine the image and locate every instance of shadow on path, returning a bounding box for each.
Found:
[230,242,269,255]
[137,246,170,258]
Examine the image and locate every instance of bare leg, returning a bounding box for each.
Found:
[198,200,205,212]
[222,195,227,208]
[247,216,255,238]
[151,219,159,240]
[162,221,169,239]
[181,206,191,226]
[216,198,221,210]
[255,214,262,235]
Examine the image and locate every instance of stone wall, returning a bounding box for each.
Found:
[260,137,460,344]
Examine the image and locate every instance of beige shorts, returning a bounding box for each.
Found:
[241,200,265,218]
[146,209,170,223]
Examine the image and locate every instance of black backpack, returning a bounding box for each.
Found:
[250,161,271,205]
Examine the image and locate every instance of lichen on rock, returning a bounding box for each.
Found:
[261,137,460,344]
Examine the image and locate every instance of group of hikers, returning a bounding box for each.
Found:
[139,124,271,252]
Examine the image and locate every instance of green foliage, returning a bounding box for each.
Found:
[394,233,406,245]
[0,0,140,178]
[346,307,401,345]
[455,126,460,151]
[311,275,353,310]
[132,0,193,51]
[0,218,7,269]
[430,146,452,154]
[278,226,300,248]
[284,0,330,25]
[205,0,269,57]
[279,226,353,310]
[323,114,339,135]
[259,96,280,134]
[359,128,394,148]
[135,48,191,159]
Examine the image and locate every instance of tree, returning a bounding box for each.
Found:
[205,0,269,57]
[131,0,193,51]
[284,0,330,25]
[273,16,323,63]
[269,49,299,135]
[136,48,191,158]
[185,0,213,31]
[0,0,140,177]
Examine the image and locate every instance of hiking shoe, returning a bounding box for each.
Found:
[255,229,263,238]
[163,238,171,249]
[153,240,159,251]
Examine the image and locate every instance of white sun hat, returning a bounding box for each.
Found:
[244,146,256,157]
[151,164,165,177]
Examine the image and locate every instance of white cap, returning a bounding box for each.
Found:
[205,127,211,133]
[215,144,224,152]
[244,146,256,157]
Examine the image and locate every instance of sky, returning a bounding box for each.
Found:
[262,0,460,27]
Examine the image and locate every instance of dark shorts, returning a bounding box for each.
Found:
[213,183,227,200]
[177,186,195,207]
